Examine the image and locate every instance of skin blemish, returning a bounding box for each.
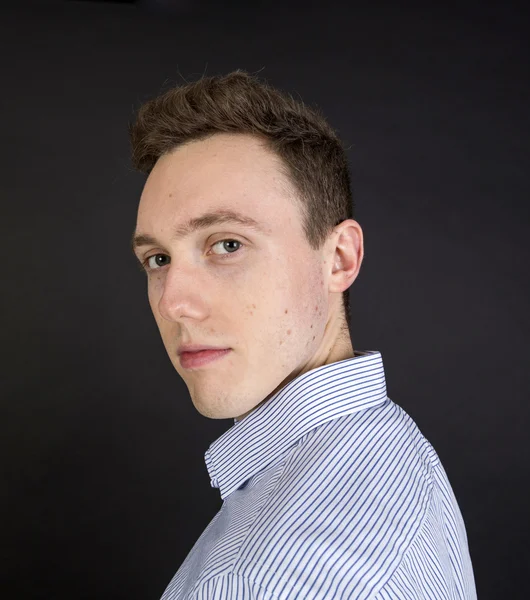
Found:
[310,324,313,328]
[287,329,291,335]
[284,309,288,314]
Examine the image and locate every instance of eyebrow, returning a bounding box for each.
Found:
[131,209,267,254]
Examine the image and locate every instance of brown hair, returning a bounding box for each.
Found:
[129,70,354,331]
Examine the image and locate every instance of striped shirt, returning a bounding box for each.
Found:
[160,350,477,599]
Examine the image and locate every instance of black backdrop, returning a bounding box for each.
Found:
[2,1,529,598]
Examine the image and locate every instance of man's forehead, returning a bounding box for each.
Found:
[134,134,304,250]
[155,133,274,171]
[144,133,292,196]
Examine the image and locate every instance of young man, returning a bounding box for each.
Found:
[129,71,477,599]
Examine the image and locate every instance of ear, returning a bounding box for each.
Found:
[327,220,364,294]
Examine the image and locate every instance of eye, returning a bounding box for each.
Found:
[141,254,170,272]
[210,239,243,256]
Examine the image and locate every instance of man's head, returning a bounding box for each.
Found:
[130,71,363,420]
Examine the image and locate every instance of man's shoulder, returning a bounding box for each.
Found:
[282,397,437,497]
[231,399,438,598]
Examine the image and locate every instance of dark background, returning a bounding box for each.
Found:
[2,0,528,598]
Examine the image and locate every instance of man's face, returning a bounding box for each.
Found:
[133,133,335,420]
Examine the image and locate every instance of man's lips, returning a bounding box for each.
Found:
[177,344,229,355]
[179,348,231,369]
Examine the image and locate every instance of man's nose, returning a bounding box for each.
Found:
[156,264,208,323]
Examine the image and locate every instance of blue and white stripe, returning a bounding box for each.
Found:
[160,350,477,599]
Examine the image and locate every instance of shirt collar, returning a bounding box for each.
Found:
[204,350,388,500]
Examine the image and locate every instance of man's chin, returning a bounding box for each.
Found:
[195,407,237,420]
[191,396,231,420]
[190,394,256,421]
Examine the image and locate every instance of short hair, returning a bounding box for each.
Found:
[129,70,354,331]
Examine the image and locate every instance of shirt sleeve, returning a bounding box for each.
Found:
[374,462,477,600]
